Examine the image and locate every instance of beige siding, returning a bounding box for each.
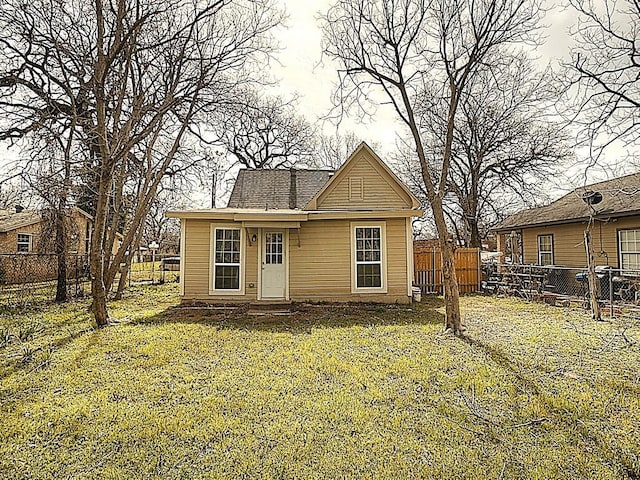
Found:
[521,215,640,267]
[317,151,412,210]
[289,218,409,303]
[182,219,258,302]
[181,217,411,304]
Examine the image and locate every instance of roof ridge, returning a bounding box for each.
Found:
[540,171,640,208]
[570,171,640,192]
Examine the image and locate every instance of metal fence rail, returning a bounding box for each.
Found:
[482,263,640,315]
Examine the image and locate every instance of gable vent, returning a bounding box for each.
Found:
[349,177,364,201]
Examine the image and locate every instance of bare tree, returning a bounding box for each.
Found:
[398,53,570,247]
[567,0,640,160]
[142,189,182,254]
[213,91,317,169]
[312,131,361,169]
[322,0,544,334]
[0,180,28,210]
[0,0,283,325]
[6,126,83,302]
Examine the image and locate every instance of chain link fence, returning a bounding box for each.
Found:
[128,254,180,285]
[482,263,640,316]
[0,253,180,309]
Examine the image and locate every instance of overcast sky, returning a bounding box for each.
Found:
[0,1,633,206]
[270,1,631,191]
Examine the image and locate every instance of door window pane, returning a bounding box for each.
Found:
[265,232,283,265]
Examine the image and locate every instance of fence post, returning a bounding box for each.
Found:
[75,255,79,297]
[477,249,481,291]
[609,269,614,317]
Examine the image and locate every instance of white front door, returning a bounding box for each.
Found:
[261,230,286,299]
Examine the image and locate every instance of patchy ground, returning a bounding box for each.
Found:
[0,285,638,479]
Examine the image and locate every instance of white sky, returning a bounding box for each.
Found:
[0,1,634,206]
[269,0,632,193]
[270,0,408,147]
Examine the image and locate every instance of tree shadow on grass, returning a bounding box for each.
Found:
[459,332,640,479]
[131,297,445,334]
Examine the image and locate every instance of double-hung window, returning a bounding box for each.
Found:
[17,233,32,253]
[537,234,553,265]
[352,224,386,292]
[619,229,640,271]
[212,227,242,291]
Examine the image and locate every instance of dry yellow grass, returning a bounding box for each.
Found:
[0,286,638,479]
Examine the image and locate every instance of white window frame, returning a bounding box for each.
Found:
[17,233,32,253]
[537,234,554,266]
[209,225,245,295]
[618,228,640,271]
[350,222,387,293]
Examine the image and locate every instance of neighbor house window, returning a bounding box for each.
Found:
[352,224,386,291]
[537,234,553,265]
[17,233,32,253]
[618,229,640,271]
[213,227,241,290]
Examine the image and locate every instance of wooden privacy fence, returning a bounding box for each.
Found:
[413,247,481,294]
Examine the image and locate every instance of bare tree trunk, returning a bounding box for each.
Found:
[468,217,482,249]
[114,223,145,300]
[55,141,73,302]
[54,206,68,302]
[114,263,129,300]
[90,177,111,326]
[432,196,463,333]
[584,228,601,321]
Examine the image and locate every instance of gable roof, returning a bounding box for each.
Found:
[495,172,640,231]
[0,206,95,234]
[227,169,333,210]
[0,210,42,233]
[304,142,421,210]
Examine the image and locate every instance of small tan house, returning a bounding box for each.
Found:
[0,206,122,255]
[167,143,423,304]
[0,206,94,254]
[494,172,640,269]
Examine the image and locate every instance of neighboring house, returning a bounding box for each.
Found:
[167,142,423,304]
[0,206,121,256]
[494,172,640,269]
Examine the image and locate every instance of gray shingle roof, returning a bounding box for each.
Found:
[495,172,640,231]
[227,169,333,209]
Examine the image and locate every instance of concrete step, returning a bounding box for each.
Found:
[247,300,292,316]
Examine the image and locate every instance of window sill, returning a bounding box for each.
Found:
[351,287,388,294]
[208,289,245,296]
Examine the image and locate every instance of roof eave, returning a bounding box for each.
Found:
[493,209,640,232]
[0,218,41,233]
[166,208,424,221]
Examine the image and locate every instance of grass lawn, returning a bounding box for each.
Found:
[1,285,639,479]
